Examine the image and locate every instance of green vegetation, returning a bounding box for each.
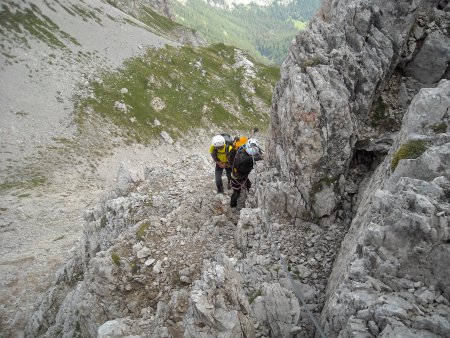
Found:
[100,215,108,228]
[248,289,262,304]
[370,98,399,131]
[75,43,279,144]
[171,273,183,286]
[130,260,140,273]
[111,252,121,267]
[432,122,447,134]
[171,0,321,64]
[0,1,80,54]
[106,1,185,39]
[0,173,46,192]
[136,221,150,240]
[371,99,388,124]
[301,56,322,70]
[391,140,428,171]
[138,6,182,37]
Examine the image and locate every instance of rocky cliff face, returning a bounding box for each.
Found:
[260,0,449,222]
[24,0,450,337]
[259,0,450,336]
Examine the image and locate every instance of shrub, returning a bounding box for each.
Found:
[136,220,150,240]
[111,253,120,267]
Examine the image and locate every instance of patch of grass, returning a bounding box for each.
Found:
[432,122,447,134]
[0,175,46,192]
[136,220,150,240]
[248,290,262,304]
[70,4,102,25]
[391,140,428,172]
[75,43,278,143]
[0,2,80,49]
[371,99,388,124]
[371,98,399,131]
[100,215,107,228]
[301,56,322,70]
[140,6,180,36]
[171,274,183,286]
[111,252,120,267]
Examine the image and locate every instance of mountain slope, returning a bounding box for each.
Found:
[0,0,278,335]
[0,0,177,182]
[21,0,450,337]
[171,0,322,64]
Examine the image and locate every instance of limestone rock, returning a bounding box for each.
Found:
[405,30,450,84]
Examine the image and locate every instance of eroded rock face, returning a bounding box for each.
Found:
[259,0,448,221]
[320,80,450,337]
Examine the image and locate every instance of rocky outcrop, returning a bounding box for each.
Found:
[257,0,450,336]
[259,0,449,222]
[320,80,450,337]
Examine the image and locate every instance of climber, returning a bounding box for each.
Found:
[209,134,234,193]
[229,138,263,208]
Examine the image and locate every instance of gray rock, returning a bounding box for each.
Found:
[160,131,173,144]
[405,30,450,84]
[252,283,300,338]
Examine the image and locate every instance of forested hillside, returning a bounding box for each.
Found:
[171,0,321,64]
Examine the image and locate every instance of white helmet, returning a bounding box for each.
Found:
[212,135,225,147]
[245,138,260,156]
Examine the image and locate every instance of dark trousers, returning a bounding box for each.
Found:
[230,177,251,207]
[215,164,231,193]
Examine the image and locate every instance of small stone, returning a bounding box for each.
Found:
[153,260,163,273]
[297,264,312,278]
[418,290,436,304]
[180,276,191,284]
[144,258,156,266]
[436,295,445,303]
[368,321,379,336]
[137,247,151,259]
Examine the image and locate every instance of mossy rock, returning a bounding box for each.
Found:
[391,140,428,172]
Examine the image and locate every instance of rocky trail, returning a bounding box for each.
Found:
[15,138,349,338]
[0,139,206,336]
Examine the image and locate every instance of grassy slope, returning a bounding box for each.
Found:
[75,43,279,144]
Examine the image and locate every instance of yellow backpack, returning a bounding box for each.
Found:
[233,136,248,150]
